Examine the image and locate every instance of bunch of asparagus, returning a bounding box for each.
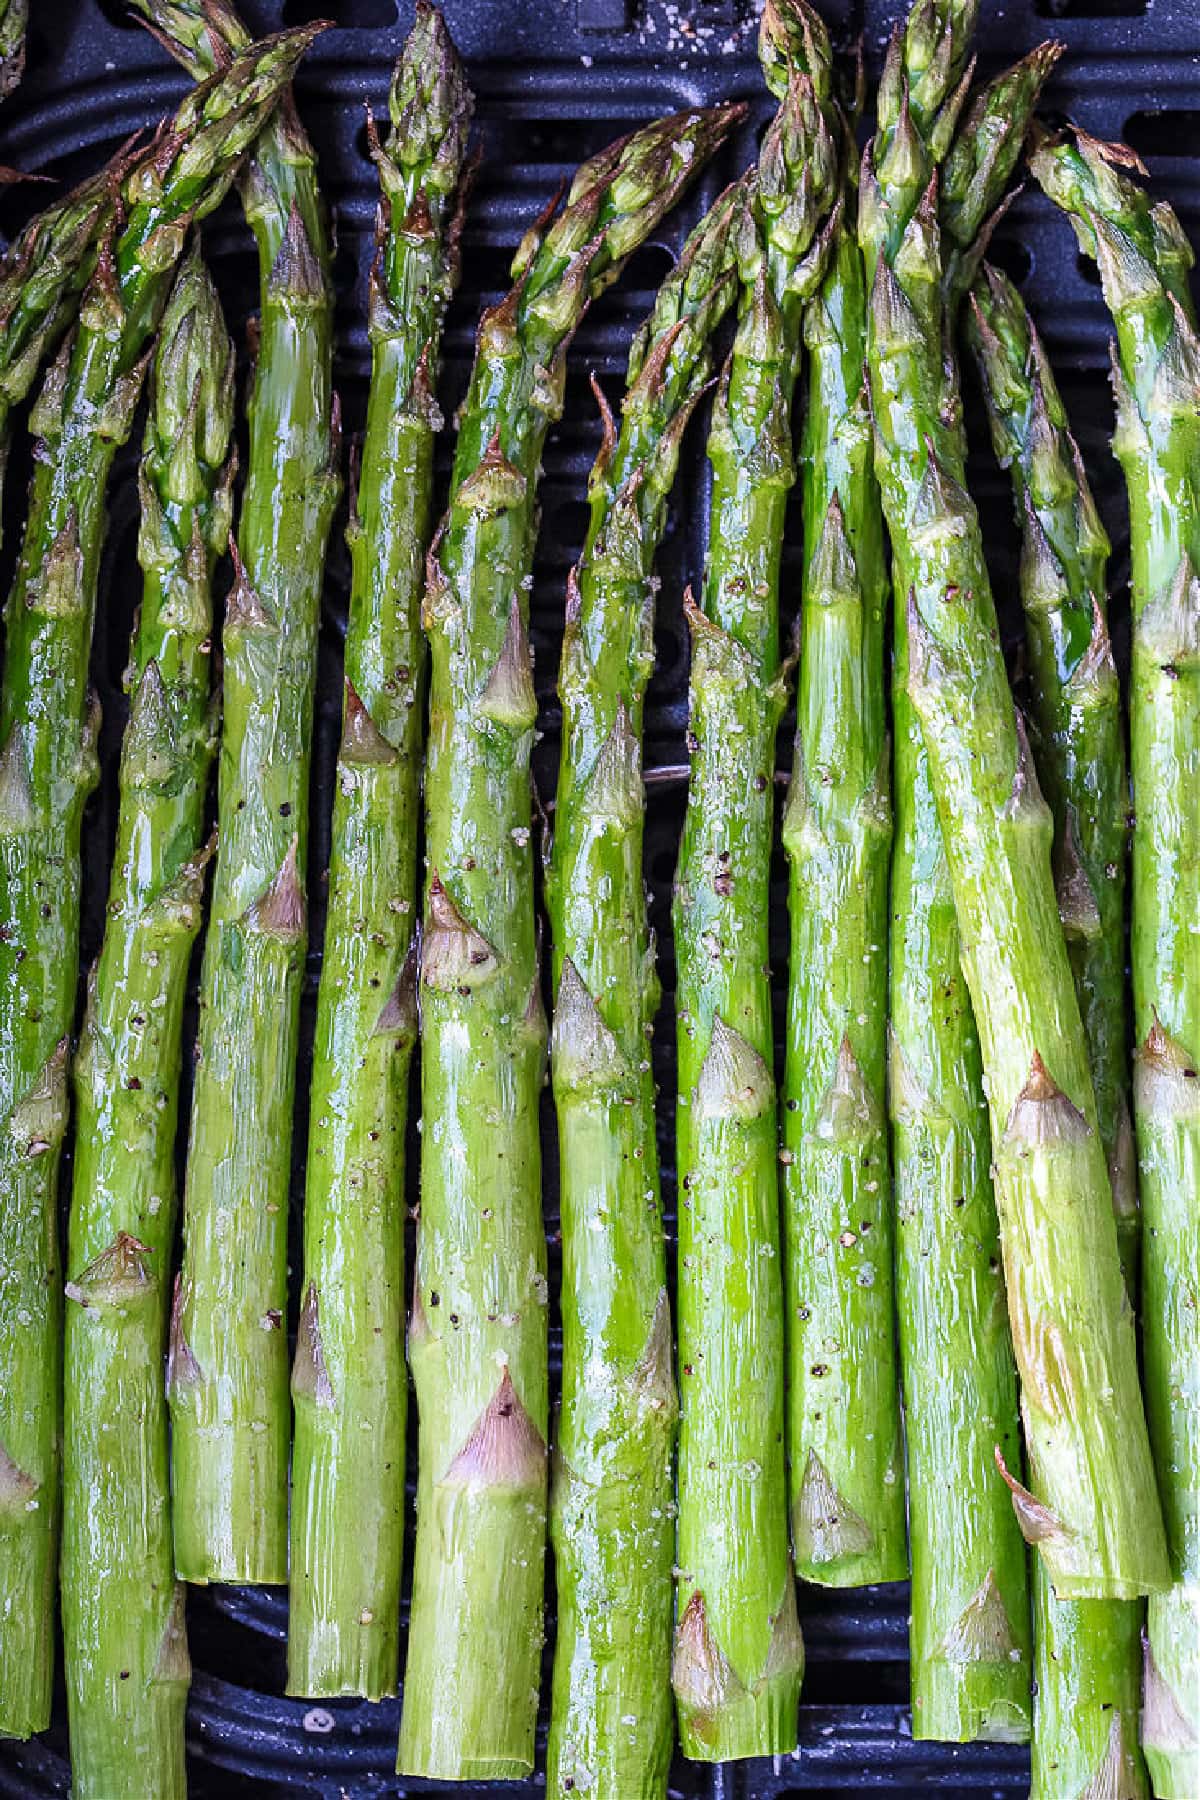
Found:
[0,0,1196,1794]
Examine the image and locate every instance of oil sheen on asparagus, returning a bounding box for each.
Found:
[288,3,471,1703]
[965,262,1148,1798]
[546,176,746,1800]
[1033,126,1200,1795]
[861,0,1168,1602]
[0,24,312,1738]
[128,0,341,1585]
[400,100,738,1782]
[672,0,838,1762]
[62,247,232,1800]
[781,199,905,1591]
[887,22,1058,1743]
[0,162,114,541]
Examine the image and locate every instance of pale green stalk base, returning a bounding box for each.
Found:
[1031,1565,1147,1800]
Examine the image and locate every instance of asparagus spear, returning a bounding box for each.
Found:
[400,101,739,1782]
[129,0,341,1584]
[781,206,906,1590]
[0,162,117,538]
[967,264,1136,1284]
[672,3,839,1761]
[0,24,314,1740]
[545,175,746,1800]
[872,34,1053,1740]
[62,244,232,1800]
[0,0,25,101]
[964,265,1149,1797]
[288,4,471,1703]
[861,1,1168,1602]
[1032,127,1200,1794]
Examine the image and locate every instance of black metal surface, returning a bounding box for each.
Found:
[0,0,1196,1794]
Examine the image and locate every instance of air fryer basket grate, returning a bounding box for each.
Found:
[0,0,1196,1793]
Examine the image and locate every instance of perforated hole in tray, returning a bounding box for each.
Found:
[0,0,1195,1794]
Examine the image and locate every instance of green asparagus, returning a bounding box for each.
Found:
[1032,127,1200,1793]
[965,264,1148,1796]
[288,3,471,1702]
[545,175,747,1800]
[861,0,1168,1601]
[781,205,906,1591]
[400,101,738,1782]
[673,0,839,1760]
[967,263,1135,1283]
[873,30,1053,1741]
[0,25,313,1740]
[1030,1578,1148,1799]
[62,245,232,1800]
[0,0,25,102]
[129,0,340,1584]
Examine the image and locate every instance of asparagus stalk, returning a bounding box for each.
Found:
[62,245,232,1800]
[1032,128,1200,1793]
[545,175,747,1800]
[861,0,1168,1602]
[0,0,25,101]
[967,264,1136,1284]
[672,3,839,1761]
[400,101,739,1782]
[1031,1578,1147,1800]
[288,4,471,1702]
[129,0,341,1584]
[890,666,1032,1743]
[780,205,906,1591]
[964,263,1148,1798]
[875,35,1052,1741]
[0,25,314,1740]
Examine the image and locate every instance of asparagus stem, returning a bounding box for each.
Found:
[399,101,739,1782]
[890,703,1032,1747]
[0,26,313,1740]
[545,176,747,1800]
[62,245,232,1800]
[129,0,341,1584]
[781,202,906,1592]
[1032,128,1200,1792]
[964,266,1148,1793]
[966,265,1136,1283]
[881,30,1050,1741]
[1027,1568,1149,1800]
[287,4,472,1703]
[861,1,1168,1603]
[672,2,839,1760]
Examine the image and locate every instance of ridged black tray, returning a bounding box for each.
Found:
[0,0,1196,1794]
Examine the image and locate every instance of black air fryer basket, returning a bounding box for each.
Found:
[0,0,1195,1793]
